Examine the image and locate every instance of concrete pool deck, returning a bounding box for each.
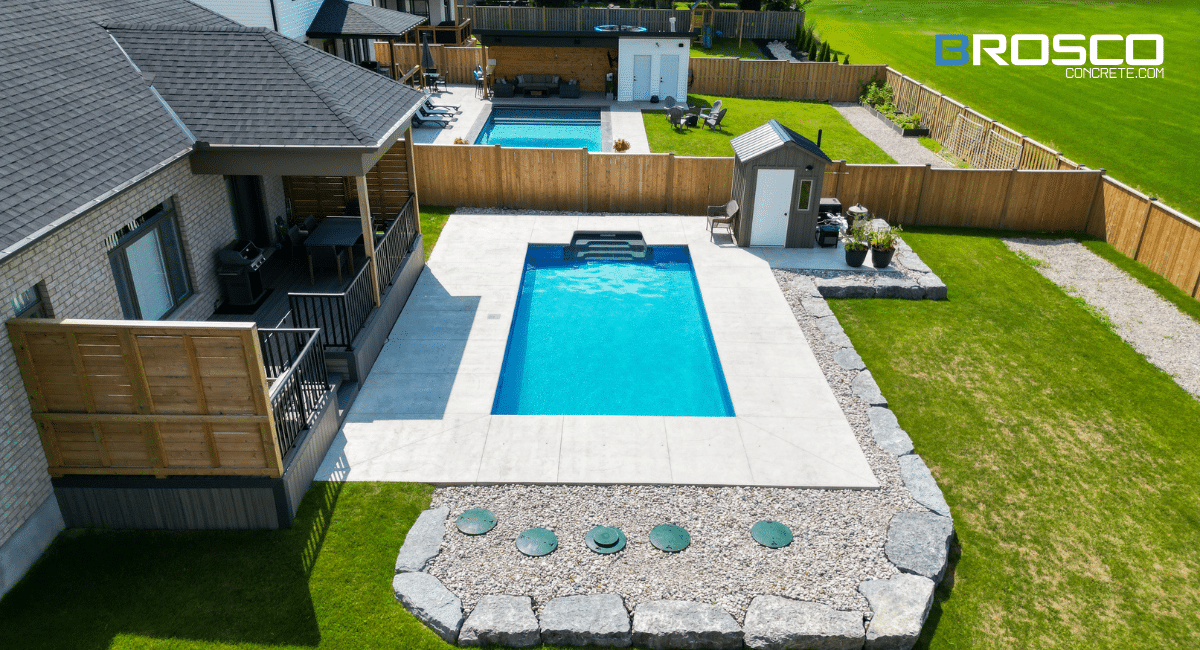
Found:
[314,214,878,489]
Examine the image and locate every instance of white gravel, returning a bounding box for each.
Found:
[1004,238,1200,399]
[766,40,801,62]
[424,272,928,623]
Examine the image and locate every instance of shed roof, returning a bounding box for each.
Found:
[730,119,832,164]
[307,0,426,39]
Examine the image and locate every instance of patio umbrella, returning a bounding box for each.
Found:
[420,33,436,71]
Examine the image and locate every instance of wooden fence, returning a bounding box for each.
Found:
[6,320,283,479]
[690,59,886,102]
[285,138,414,222]
[374,43,487,85]
[460,6,803,41]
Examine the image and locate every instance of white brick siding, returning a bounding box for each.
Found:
[0,156,236,547]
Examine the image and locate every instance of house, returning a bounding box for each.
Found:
[190,0,459,47]
[0,0,428,598]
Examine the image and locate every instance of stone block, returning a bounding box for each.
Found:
[632,600,742,649]
[898,455,951,518]
[813,316,853,349]
[395,506,448,573]
[791,276,824,298]
[460,595,541,647]
[743,595,864,650]
[815,276,875,299]
[540,593,632,647]
[833,348,865,371]
[801,297,834,319]
[393,572,464,644]
[866,407,914,457]
[897,252,930,274]
[858,574,935,650]
[918,273,947,300]
[874,276,924,300]
[851,370,888,407]
[885,512,955,584]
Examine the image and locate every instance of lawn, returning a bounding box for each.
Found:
[420,205,453,260]
[689,38,768,60]
[808,0,1200,218]
[642,94,897,162]
[830,228,1200,648]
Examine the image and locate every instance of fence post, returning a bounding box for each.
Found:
[495,144,506,208]
[1015,137,1028,169]
[1132,197,1157,259]
[404,127,421,235]
[913,163,932,225]
[581,148,589,213]
[738,12,745,49]
[665,153,675,214]
[998,168,1019,228]
[1082,169,1105,236]
[828,62,837,102]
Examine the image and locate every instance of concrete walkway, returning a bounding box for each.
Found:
[832,102,951,168]
[315,214,878,489]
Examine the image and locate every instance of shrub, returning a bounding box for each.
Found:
[453,137,469,144]
[614,139,631,152]
[655,0,672,7]
[843,53,850,65]
[868,223,902,251]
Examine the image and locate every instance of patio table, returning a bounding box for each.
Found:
[305,216,363,285]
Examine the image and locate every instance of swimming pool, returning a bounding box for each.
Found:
[474,108,603,151]
[492,243,735,417]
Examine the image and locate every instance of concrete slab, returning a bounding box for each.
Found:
[316,213,877,488]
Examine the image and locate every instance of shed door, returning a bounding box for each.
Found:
[632,55,652,101]
[750,169,794,246]
[658,54,679,100]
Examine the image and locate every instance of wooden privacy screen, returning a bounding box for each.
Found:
[285,139,412,222]
[374,43,485,84]
[689,60,886,102]
[6,320,282,478]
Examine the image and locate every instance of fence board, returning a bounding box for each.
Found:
[831,165,927,224]
[671,156,735,215]
[5,320,281,479]
[462,7,802,40]
[1134,204,1200,295]
[915,169,1010,228]
[686,59,885,101]
[1003,170,1100,231]
[1088,177,1152,255]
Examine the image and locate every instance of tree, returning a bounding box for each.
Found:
[843,53,850,65]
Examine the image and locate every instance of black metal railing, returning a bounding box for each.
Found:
[289,260,374,350]
[261,327,330,457]
[374,195,420,296]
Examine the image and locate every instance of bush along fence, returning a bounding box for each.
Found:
[459,6,803,41]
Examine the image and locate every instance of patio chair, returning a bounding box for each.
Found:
[703,108,728,131]
[413,113,452,128]
[421,99,457,115]
[707,199,739,241]
[667,106,685,132]
[423,91,462,111]
[301,215,317,235]
[308,244,347,286]
[419,106,456,122]
[286,226,307,261]
[699,99,722,118]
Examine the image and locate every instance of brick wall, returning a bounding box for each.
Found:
[0,157,235,547]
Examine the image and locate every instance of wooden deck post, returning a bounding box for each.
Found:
[357,174,383,307]
[403,127,422,234]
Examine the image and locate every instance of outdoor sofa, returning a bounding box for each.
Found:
[516,74,560,95]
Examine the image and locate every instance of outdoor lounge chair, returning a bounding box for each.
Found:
[413,114,452,128]
[703,108,727,131]
[421,99,457,115]
[418,106,456,122]
[423,88,461,110]
[699,100,722,118]
[667,106,686,132]
[707,199,739,241]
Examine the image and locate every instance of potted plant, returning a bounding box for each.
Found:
[843,222,869,268]
[869,223,902,268]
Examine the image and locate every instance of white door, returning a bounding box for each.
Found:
[658,54,679,100]
[632,55,652,101]
[750,169,794,246]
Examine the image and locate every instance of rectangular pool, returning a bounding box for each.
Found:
[474,108,603,151]
[492,244,734,416]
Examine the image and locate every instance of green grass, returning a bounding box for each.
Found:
[1077,238,1200,324]
[829,228,1200,648]
[420,205,453,260]
[808,0,1200,218]
[642,94,897,162]
[689,38,768,59]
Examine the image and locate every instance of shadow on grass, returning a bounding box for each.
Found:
[0,481,347,649]
[915,533,962,650]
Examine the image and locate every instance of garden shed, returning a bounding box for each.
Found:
[730,119,831,248]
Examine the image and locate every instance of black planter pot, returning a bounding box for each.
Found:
[871,247,896,268]
[845,247,868,268]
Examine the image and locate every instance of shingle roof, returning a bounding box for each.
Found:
[1,0,425,258]
[730,119,832,164]
[110,26,426,147]
[307,0,426,39]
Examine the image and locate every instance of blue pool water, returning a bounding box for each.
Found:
[492,245,734,416]
[475,108,603,151]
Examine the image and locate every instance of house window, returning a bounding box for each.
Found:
[796,179,814,211]
[12,283,51,319]
[107,201,192,320]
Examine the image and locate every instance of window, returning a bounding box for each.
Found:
[796,179,814,211]
[12,283,51,319]
[107,201,192,320]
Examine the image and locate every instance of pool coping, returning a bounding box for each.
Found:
[465,105,614,153]
[315,213,879,489]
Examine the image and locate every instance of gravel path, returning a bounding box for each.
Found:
[832,103,950,168]
[765,40,801,62]
[1005,238,1200,399]
[425,273,927,623]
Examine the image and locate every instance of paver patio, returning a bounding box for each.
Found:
[315,214,878,488]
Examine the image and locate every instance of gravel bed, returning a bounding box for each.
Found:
[1004,238,1200,399]
[425,272,926,623]
[765,40,801,62]
[831,103,950,168]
